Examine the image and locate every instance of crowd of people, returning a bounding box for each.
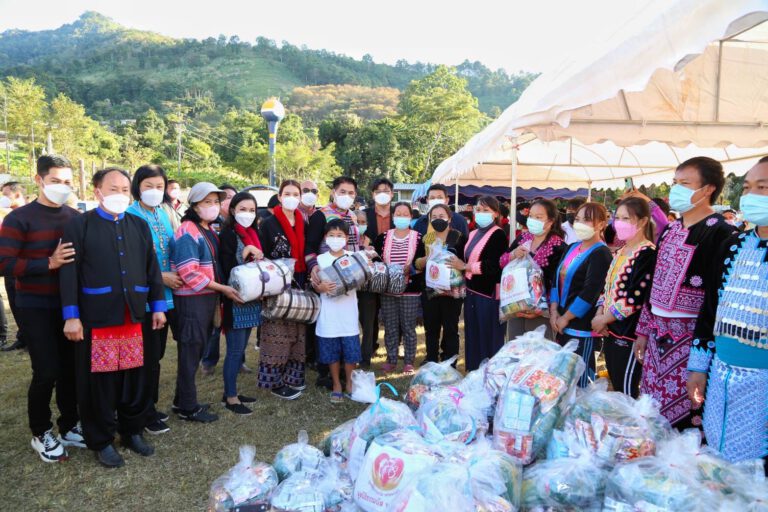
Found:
[0,153,764,474]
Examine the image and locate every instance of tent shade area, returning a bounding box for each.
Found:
[430,0,768,203]
[412,183,588,204]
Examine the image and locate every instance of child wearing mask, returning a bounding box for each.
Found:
[313,219,362,402]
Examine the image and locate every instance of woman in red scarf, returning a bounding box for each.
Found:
[256,180,308,400]
[220,192,264,415]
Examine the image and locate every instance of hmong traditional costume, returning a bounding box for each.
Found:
[689,230,768,463]
[60,207,166,451]
[636,214,737,428]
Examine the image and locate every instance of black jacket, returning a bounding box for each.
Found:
[602,244,657,341]
[465,227,508,298]
[365,204,394,242]
[551,242,613,333]
[60,208,166,328]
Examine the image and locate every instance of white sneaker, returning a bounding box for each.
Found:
[31,430,68,463]
[59,422,86,449]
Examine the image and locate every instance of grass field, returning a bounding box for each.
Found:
[0,291,441,511]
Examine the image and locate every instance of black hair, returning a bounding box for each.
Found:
[427,184,449,197]
[530,199,565,240]
[324,218,348,235]
[677,156,725,205]
[428,203,452,220]
[411,208,421,219]
[37,154,71,177]
[617,197,654,242]
[332,176,357,190]
[2,181,22,193]
[499,203,510,218]
[92,167,131,188]
[167,179,180,186]
[370,178,394,193]
[392,201,412,217]
[132,164,168,201]
[651,197,670,216]
[181,206,202,224]
[278,179,301,196]
[219,183,238,194]
[566,197,587,212]
[224,192,258,230]
[267,194,280,209]
[758,155,768,164]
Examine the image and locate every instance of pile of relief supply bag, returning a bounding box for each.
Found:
[208,326,768,512]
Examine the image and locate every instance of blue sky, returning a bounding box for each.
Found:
[0,0,636,73]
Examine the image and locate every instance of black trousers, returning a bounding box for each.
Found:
[18,307,79,437]
[174,294,216,411]
[141,308,174,422]
[357,291,380,365]
[604,335,641,398]
[75,334,150,451]
[5,278,23,345]
[423,295,462,364]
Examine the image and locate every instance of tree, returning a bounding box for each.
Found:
[397,66,488,182]
[4,77,47,162]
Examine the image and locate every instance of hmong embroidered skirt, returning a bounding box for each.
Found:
[704,355,768,462]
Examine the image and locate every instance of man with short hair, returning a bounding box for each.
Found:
[562,197,587,244]
[299,179,319,220]
[634,156,737,430]
[366,178,394,243]
[61,167,167,468]
[412,184,468,237]
[687,158,768,470]
[0,155,83,462]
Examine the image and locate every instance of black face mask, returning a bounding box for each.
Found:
[566,213,576,225]
[430,218,449,232]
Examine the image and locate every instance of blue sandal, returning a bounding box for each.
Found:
[330,392,344,404]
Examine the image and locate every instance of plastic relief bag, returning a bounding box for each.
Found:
[404,356,462,410]
[424,239,466,299]
[320,419,356,465]
[350,370,378,404]
[208,445,279,511]
[521,450,607,511]
[385,462,475,512]
[273,430,326,481]
[415,385,492,444]
[498,254,547,322]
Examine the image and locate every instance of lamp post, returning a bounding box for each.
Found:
[260,98,285,187]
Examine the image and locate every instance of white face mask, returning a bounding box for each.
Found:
[573,222,596,241]
[374,192,391,206]
[281,195,300,211]
[0,196,11,208]
[42,183,72,206]
[140,188,164,208]
[428,198,446,208]
[168,188,180,200]
[326,236,347,252]
[335,194,355,210]
[235,212,256,228]
[101,193,130,215]
[301,192,317,207]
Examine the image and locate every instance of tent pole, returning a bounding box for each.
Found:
[510,136,518,245]
[588,181,593,202]
[455,180,459,211]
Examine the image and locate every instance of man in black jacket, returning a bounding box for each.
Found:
[60,168,167,468]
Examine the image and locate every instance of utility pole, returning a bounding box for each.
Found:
[2,91,9,172]
[176,123,184,180]
[30,124,36,177]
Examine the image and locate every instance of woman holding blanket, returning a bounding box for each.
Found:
[550,202,613,388]
[500,199,566,340]
[414,203,466,365]
[374,201,425,375]
[219,192,265,415]
[453,195,508,371]
[257,180,308,400]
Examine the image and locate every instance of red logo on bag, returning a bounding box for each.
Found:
[501,274,515,293]
[265,264,275,271]
[428,263,440,281]
[372,453,404,491]
[339,257,351,268]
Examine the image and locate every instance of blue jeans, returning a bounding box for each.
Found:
[224,328,252,397]
[202,327,221,368]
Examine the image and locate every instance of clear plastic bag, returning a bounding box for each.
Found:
[353,428,440,512]
[492,339,585,464]
[405,356,462,410]
[424,239,466,300]
[522,450,606,511]
[416,385,492,444]
[208,445,279,511]
[269,470,328,512]
[384,462,475,512]
[347,384,418,481]
[350,370,378,404]
[498,254,547,322]
[449,436,523,509]
[456,361,495,421]
[273,430,326,481]
[320,418,356,465]
[319,251,373,298]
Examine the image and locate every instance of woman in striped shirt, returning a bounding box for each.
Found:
[374,202,425,374]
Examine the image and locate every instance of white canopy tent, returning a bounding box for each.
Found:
[431,0,768,203]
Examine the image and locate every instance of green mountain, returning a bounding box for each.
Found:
[0,12,536,120]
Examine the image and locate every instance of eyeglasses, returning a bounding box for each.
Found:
[302,188,319,194]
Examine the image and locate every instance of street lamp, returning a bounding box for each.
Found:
[260,98,285,187]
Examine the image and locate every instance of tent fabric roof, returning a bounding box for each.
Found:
[432,0,768,190]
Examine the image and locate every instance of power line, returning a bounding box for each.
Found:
[185,126,243,153]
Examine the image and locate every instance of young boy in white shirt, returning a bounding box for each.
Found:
[312,219,362,403]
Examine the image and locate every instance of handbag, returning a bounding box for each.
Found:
[262,288,321,324]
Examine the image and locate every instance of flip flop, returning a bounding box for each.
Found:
[330,392,344,404]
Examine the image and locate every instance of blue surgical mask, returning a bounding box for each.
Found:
[358,225,368,236]
[669,184,702,214]
[393,216,411,230]
[526,217,546,236]
[740,193,768,226]
[475,212,494,228]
